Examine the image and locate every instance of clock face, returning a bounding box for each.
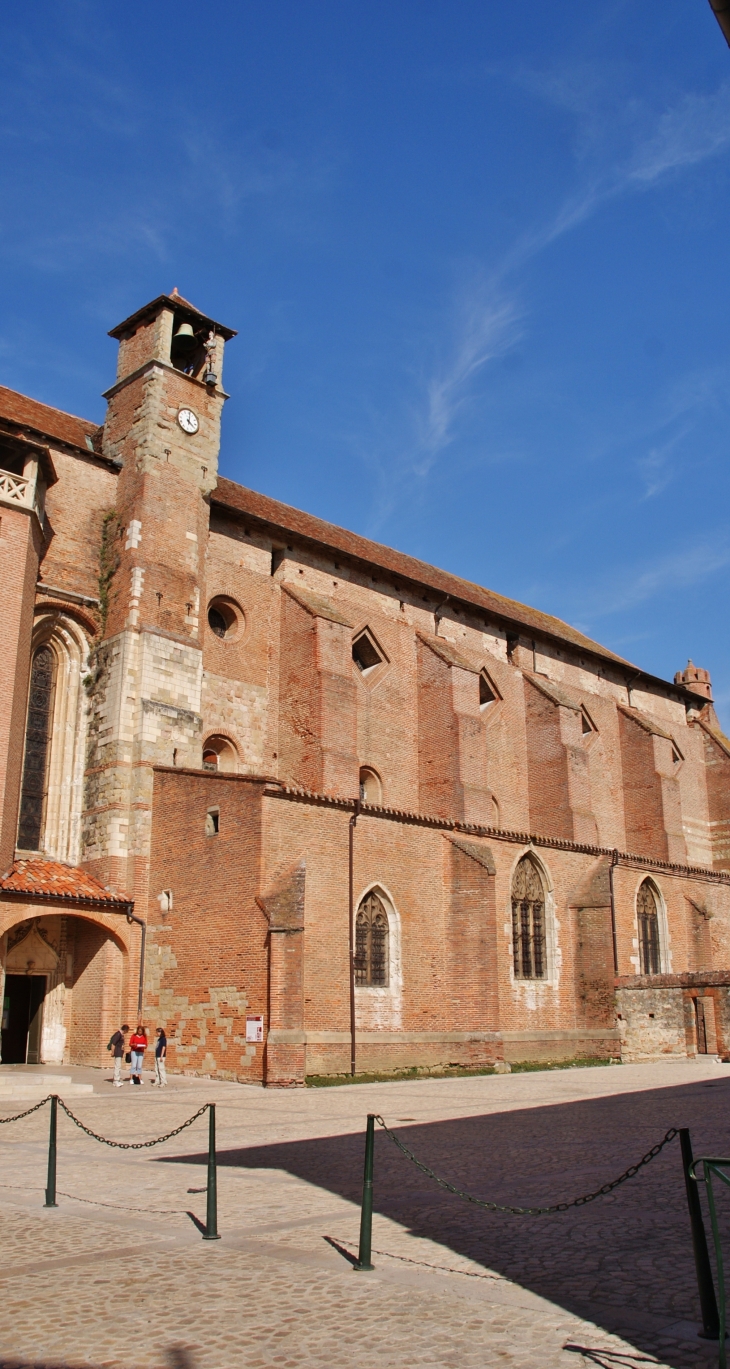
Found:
[177,408,199,435]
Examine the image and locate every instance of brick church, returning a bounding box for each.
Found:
[1,290,729,1084]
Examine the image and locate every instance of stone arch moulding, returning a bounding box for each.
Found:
[359,766,382,804]
[507,848,559,988]
[202,732,241,773]
[0,909,132,1068]
[0,905,133,956]
[632,874,671,976]
[19,614,92,864]
[353,881,403,1032]
[34,601,98,640]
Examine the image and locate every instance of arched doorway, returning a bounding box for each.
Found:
[0,913,127,1066]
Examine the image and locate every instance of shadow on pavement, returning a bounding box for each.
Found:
[0,1351,196,1369]
[164,1075,730,1366]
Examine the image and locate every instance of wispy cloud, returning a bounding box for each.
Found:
[504,79,730,274]
[627,83,730,186]
[409,75,730,480]
[415,287,522,472]
[587,537,730,618]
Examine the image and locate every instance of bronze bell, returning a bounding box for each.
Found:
[171,321,197,355]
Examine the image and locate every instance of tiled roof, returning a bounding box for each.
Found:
[213,478,637,673]
[108,293,237,341]
[523,671,582,712]
[616,704,674,743]
[281,581,354,627]
[0,385,101,454]
[417,630,481,674]
[0,859,129,906]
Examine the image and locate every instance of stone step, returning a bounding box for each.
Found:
[0,1074,94,1100]
[0,1086,94,1101]
[0,1073,74,1086]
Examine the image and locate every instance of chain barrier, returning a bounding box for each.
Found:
[373,1116,680,1215]
[0,1094,53,1125]
[0,1093,219,1237]
[56,1098,211,1149]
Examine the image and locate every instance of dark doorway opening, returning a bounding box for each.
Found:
[1,975,46,1064]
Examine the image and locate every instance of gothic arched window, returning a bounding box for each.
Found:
[511,856,547,980]
[17,645,56,851]
[637,880,661,975]
[355,891,389,987]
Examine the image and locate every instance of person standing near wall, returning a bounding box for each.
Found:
[108,1024,129,1088]
[129,1024,147,1086]
[152,1027,167,1087]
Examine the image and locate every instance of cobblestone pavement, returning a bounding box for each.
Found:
[1,1058,730,1369]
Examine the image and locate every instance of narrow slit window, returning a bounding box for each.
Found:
[637,880,661,974]
[354,891,389,987]
[17,644,56,851]
[479,671,500,710]
[205,808,220,836]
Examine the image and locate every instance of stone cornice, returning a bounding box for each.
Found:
[102,359,229,403]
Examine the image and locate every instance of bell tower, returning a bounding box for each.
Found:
[82,291,236,905]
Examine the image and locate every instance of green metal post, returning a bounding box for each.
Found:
[354,1113,375,1271]
[703,1165,727,1369]
[681,1128,720,1338]
[203,1103,221,1240]
[44,1095,58,1208]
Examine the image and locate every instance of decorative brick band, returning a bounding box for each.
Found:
[149,765,730,884]
[616,971,730,990]
[263,781,730,885]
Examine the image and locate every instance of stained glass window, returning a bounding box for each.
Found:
[355,891,389,987]
[17,645,56,851]
[637,880,661,975]
[511,856,547,980]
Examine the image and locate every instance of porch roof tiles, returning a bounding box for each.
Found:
[0,859,129,907]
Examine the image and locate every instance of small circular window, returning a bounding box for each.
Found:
[207,597,242,641]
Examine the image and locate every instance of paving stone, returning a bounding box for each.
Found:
[0,1059,728,1368]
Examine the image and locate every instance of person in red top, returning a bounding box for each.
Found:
[129,1025,148,1086]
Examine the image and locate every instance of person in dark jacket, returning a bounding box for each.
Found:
[152,1027,167,1087]
[109,1024,129,1087]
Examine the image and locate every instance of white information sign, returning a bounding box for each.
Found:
[246,1015,264,1043]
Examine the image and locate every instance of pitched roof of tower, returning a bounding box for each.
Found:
[0,859,129,907]
[108,292,237,341]
[214,477,638,674]
[0,385,101,454]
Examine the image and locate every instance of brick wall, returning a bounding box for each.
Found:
[70,919,125,1065]
[525,681,573,841]
[147,768,266,1081]
[0,506,43,868]
[698,724,730,870]
[39,447,117,605]
[618,711,669,861]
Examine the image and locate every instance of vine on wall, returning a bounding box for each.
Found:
[98,509,122,632]
[83,510,122,696]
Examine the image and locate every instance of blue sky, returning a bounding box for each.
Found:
[3,3,730,721]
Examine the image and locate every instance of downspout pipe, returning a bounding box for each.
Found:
[349,798,361,1076]
[625,669,642,707]
[124,903,146,1017]
[608,849,620,975]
